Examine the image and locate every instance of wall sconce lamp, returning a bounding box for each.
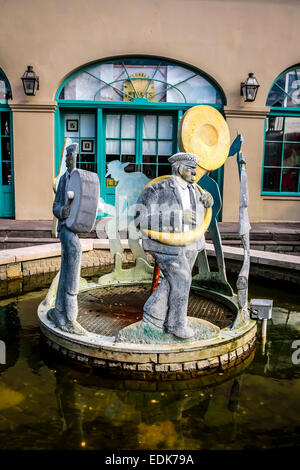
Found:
[240,73,259,102]
[21,66,39,96]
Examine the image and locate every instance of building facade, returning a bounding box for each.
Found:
[0,0,299,222]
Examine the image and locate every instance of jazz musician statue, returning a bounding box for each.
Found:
[48,143,86,335]
[135,152,213,339]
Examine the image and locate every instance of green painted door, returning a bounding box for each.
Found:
[102,111,177,206]
[0,110,14,217]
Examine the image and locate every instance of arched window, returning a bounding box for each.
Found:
[0,69,14,217]
[262,66,300,195]
[56,57,226,208]
[0,70,12,104]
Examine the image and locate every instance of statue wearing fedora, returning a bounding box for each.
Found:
[135,152,213,339]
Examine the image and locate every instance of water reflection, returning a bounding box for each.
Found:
[0,282,299,450]
[44,353,254,450]
[0,301,21,370]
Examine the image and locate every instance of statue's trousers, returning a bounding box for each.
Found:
[143,249,198,330]
[55,225,82,322]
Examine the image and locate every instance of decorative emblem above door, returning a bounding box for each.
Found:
[123,72,155,102]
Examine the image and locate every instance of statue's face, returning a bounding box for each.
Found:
[178,164,196,184]
[66,152,76,173]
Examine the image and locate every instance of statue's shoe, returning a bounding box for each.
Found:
[61,320,87,336]
[165,325,194,339]
[47,308,66,329]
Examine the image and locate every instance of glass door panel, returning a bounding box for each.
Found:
[104,113,137,205]
[103,111,176,207]
[142,114,174,179]
[63,112,96,172]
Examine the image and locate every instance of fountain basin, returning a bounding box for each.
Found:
[38,284,257,380]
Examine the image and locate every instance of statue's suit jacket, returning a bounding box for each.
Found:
[53,172,68,231]
[135,175,206,255]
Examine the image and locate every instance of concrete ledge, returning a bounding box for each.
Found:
[0,252,16,266]
[0,239,95,264]
[0,239,299,282]
[205,243,300,271]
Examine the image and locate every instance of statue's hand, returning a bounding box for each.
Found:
[183,210,196,224]
[61,205,71,219]
[200,191,214,208]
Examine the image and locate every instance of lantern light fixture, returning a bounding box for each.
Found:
[240,73,259,102]
[21,66,39,96]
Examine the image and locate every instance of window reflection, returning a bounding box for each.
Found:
[263,168,281,192]
[281,168,299,192]
[0,112,10,135]
[284,117,300,142]
[283,143,300,167]
[264,143,282,167]
[265,116,283,141]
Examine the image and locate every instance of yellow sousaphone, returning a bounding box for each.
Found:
[142,105,230,246]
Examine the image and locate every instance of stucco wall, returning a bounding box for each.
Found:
[0,0,299,220]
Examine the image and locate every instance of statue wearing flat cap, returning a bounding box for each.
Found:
[135,152,213,339]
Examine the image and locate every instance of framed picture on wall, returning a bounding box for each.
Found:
[66,119,79,132]
[81,139,94,152]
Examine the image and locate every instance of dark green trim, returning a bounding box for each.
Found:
[56,100,223,111]
[269,108,300,116]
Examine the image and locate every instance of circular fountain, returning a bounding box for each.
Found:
[38,105,257,380]
[38,280,256,379]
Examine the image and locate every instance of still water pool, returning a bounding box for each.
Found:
[0,276,300,450]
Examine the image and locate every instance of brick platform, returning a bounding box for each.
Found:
[38,287,257,380]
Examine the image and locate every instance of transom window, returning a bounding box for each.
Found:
[0,69,12,105]
[266,67,300,108]
[58,57,223,105]
[263,66,300,196]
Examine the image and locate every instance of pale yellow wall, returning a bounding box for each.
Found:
[0,0,299,220]
[12,107,55,220]
[223,110,267,223]
[261,197,300,222]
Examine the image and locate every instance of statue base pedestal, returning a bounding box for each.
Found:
[117,318,220,344]
[38,283,257,380]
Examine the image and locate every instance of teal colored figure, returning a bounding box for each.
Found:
[101,160,150,263]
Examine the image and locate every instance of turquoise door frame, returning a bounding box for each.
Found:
[0,107,14,218]
[55,102,225,220]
